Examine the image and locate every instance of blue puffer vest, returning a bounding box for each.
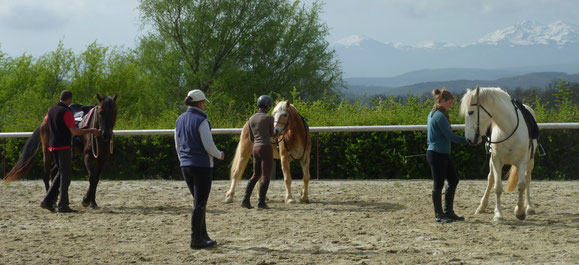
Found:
[175,108,211,167]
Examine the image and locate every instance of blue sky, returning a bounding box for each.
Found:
[1,0,578,57]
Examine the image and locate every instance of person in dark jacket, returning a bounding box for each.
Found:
[175,89,224,249]
[40,90,101,213]
[241,95,274,209]
[427,88,467,223]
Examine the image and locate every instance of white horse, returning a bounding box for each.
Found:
[460,86,537,221]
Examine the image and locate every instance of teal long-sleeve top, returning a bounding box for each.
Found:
[427,110,467,154]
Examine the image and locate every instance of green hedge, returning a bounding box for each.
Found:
[2,129,577,181]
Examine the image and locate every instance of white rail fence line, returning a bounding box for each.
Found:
[1,123,578,138]
[2,123,578,180]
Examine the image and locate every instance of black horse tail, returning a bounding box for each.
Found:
[2,127,42,184]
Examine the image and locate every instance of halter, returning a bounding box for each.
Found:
[273,107,309,161]
[470,88,520,145]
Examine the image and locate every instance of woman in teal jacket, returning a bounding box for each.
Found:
[427,88,467,223]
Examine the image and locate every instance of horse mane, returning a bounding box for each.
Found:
[460,87,511,116]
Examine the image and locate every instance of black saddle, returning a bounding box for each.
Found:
[513,99,539,139]
[69,103,95,126]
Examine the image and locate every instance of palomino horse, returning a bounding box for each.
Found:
[460,87,537,221]
[3,93,118,209]
[225,101,312,204]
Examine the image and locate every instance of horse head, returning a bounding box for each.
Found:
[272,101,292,137]
[95,93,118,141]
[460,86,494,145]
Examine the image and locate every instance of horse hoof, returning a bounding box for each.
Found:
[81,199,90,208]
[301,198,310,204]
[516,214,526,220]
[475,208,486,214]
[493,216,504,222]
[89,202,99,210]
[224,197,233,204]
[286,199,296,204]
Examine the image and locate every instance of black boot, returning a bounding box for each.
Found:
[190,208,213,249]
[200,209,217,247]
[444,186,465,221]
[241,179,258,209]
[432,190,454,223]
[257,180,270,209]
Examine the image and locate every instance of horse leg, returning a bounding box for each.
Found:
[475,164,494,214]
[281,156,295,204]
[492,158,504,221]
[82,154,103,209]
[524,159,536,215]
[514,163,528,220]
[300,157,311,204]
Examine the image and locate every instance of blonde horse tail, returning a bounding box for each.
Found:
[230,123,252,181]
[230,140,245,181]
[505,165,519,192]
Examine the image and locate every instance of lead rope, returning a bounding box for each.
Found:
[90,106,99,159]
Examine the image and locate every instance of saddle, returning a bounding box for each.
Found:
[69,103,95,128]
[512,99,539,139]
[69,103,96,149]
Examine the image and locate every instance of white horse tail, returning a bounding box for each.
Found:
[506,165,519,192]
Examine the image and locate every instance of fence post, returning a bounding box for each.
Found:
[316,132,319,180]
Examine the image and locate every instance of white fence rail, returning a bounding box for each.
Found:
[1,123,578,138]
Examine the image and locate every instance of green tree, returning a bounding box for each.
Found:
[137,0,342,103]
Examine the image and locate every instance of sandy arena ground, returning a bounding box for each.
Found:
[1,179,578,264]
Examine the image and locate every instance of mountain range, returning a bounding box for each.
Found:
[333,20,579,96]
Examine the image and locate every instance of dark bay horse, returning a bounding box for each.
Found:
[3,93,118,209]
[225,101,312,204]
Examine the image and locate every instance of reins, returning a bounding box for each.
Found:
[471,91,520,145]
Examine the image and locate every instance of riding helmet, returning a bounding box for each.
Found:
[257,95,273,110]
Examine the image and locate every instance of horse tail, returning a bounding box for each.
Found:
[505,165,519,192]
[230,123,251,181]
[2,127,42,184]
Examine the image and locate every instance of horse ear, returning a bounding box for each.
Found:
[475,85,480,96]
[96,93,103,102]
[112,93,118,102]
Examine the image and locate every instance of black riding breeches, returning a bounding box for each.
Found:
[426,150,459,191]
[181,166,213,210]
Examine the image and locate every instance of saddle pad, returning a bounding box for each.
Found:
[80,107,96,129]
[513,99,539,139]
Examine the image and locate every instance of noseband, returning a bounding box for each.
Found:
[470,92,520,145]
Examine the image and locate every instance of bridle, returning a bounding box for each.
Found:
[273,107,309,161]
[90,105,115,159]
[470,88,520,145]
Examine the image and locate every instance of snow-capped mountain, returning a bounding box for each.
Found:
[333,21,579,77]
[478,20,579,46]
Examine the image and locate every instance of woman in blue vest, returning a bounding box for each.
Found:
[175,89,224,249]
[427,88,467,223]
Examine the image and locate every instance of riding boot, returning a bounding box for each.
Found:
[257,180,270,209]
[200,208,217,247]
[432,190,454,223]
[444,186,465,221]
[241,178,258,209]
[190,208,213,249]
